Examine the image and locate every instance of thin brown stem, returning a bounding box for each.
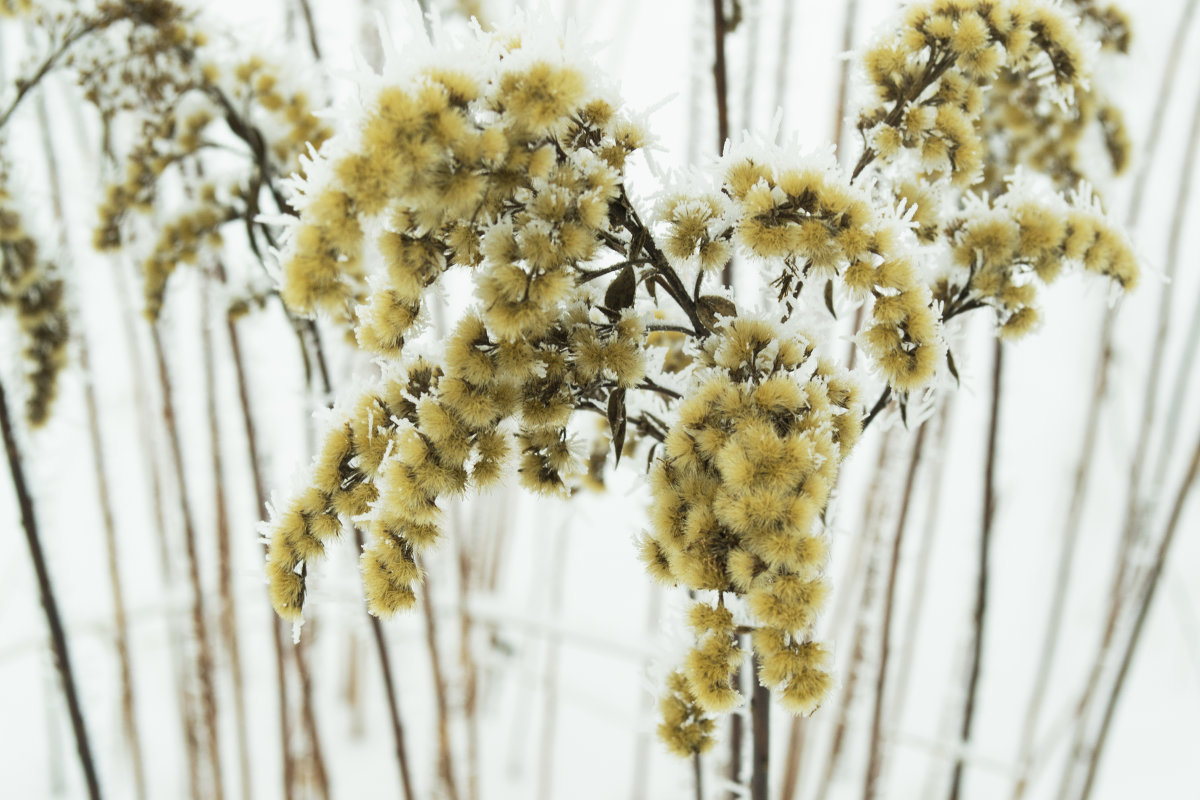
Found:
[33,77,145,800]
[832,0,859,161]
[1,376,103,800]
[812,430,897,800]
[1076,428,1200,800]
[201,284,251,800]
[292,631,331,800]
[295,0,322,60]
[352,527,416,800]
[729,660,743,799]
[0,19,104,131]
[770,0,794,131]
[420,567,463,800]
[889,402,953,728]
[151,324,225,800]
[455,521,481,800]
[751,660,770,800]
[863,423,928,800]
[850,51,957,183]
[711,0,732,288]
[947,339,1004,800]
[221,293,298,800]
[1059,47,1200,800]
[1010,311,1112,800]
[110,254,202,800]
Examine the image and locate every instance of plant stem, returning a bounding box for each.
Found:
[352,527,416,800]
[863,422,928,800]
[295,0,322,60]
[201,283,252,800]
[151,323,226,800]
[946,339,1003,800]
[33,75,145,800]
[455,516,482,800]
[728,658,743,799]
[1010,310,1111,800]
[221,295,298,800]
[0,18,103,132]
[832,0,859,161]
[751,659,770,800]
[1058,49,1200,800]
[1076,429,1200,800]
[420,567,463,800]
[711,0,733,289]
[2,377,104,800]
[292,631,331,800]
[812,430,897,800]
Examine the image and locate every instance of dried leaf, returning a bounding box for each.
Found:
[947,349,960,385]
[696,295,737,331]
[605,264,637,311]
[607,388,627,466]
[823,280,837,319]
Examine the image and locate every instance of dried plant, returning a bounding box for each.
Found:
[260,1,1138,778]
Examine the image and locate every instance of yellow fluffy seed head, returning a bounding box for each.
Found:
[747,573,827,634]
[1000,306,1039,339]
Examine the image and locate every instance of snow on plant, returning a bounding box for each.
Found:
[261,0,1139,757]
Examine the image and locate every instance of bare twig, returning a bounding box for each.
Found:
[352,530,416,799]
[201,283,251,800]
[221,289,298,800]
[420,566,463,800]
[863,422,929,800]
[295,0,322,60]
[751,660,770,800]
[711,0,732,289]
[33,77,145,800]
[1,376,103,800]
[1077,429,1200,799]
[151,324,225,800]
[812,430,897,800]
[832,0,860,162]
[1059,49,1200,800]
[947,339,1004,800]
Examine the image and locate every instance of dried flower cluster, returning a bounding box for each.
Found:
[0,163,69,426]
[268,23,649,620]
[644,319,856,749]
[260,0,1141,757]
[72,0,331,318]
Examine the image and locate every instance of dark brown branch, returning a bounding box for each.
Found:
[861,387,892,432]
[1,377,103,800]
[295,0,322,60]
[751,659,770,800]
[0,19,105,131]
[850,51,957,183]
[711,0,733,289]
